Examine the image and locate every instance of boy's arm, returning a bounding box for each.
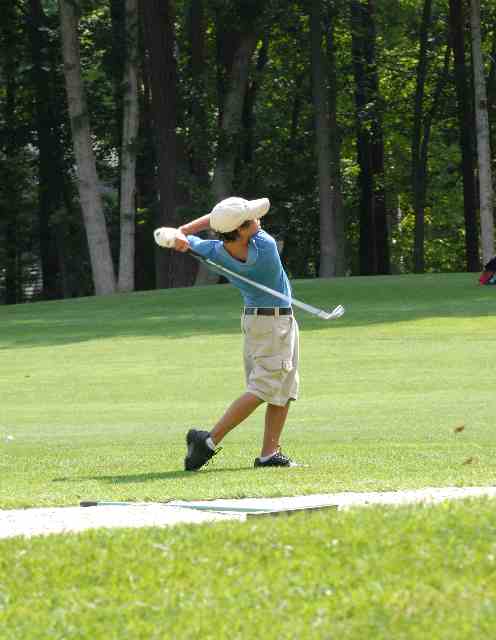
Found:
[179,214,211,235]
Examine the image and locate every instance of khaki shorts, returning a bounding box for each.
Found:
[242,311,299,406]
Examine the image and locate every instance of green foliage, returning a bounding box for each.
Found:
[2,0,495,302]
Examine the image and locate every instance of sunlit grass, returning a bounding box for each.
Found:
[1,499,496,639]
[0,273,495,508]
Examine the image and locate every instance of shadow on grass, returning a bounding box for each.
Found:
[1,273,493,349]
[52,467,253,484]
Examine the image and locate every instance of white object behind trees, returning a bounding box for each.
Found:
[470,0,495,264]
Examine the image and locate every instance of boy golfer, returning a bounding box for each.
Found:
[169,197,299,471]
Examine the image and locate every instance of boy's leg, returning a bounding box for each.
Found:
[185,392,263,471]
[261,401,290,457]
[209,392,264,445]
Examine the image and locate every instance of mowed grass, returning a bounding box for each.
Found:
[0,273,495,508]
[1,273,496,639]
[1,499,496,639]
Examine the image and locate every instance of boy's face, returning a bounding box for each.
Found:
[240,218,260,239]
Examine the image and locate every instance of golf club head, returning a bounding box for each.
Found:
[318,305,345,320]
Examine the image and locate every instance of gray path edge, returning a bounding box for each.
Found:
[1,485,496,540]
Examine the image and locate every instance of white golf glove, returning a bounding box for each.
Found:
[154,227,179,249]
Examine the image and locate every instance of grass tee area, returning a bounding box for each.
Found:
[1,273,496,637]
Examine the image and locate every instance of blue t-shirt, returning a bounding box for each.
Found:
[187,230,292,308]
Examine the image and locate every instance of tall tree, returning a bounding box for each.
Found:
[195,3,261,285]
[59,0,116,295]
[351,0,389,275]
[242,35,269,172]
[134,15,158,292]
[211,20,258,201]
[310,0,338,277]
[28,0,67,299]
[117,0,139,292]
[324,0,346,276]
[470,0,494,264]
[1,2,25,303]
[411,2,452,273]
[488,29,496,159]
[186,0,210,188]
[448,0,479,271]
[411,0,432,274]
[141,0,193,288]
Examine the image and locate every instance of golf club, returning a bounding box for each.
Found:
[188,249,345,321]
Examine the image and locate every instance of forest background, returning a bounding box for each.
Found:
[0,0,495,303]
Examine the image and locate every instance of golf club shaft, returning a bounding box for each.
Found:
[189,250,328,318]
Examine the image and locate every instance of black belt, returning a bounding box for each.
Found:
[244,307,292,316]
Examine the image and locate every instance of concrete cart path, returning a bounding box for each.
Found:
[1,485,496,540]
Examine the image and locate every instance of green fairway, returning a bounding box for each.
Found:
[1,499,496,639]
[0,273,495,508]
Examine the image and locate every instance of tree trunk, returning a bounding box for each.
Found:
[310,0,337,277]
[141,0,176,290]
[367,1,389,275]
[117,0,139,292]
[211,32,258,201]
[242,36,269,171]
[412,0,432,274]
[28,0,66,299]
[351,0,374,275]
[488,30,496,163]
[59,0,116,295]
[141,0,192,289]
[470,0,494,264]
[449,0,480,272]
[134,21,157,292]
[186,0,210,187]
[325,1,346,276]
[195,27,258,285]
[3,2,20,304]
[351,0,389,275]
[411,6,451,275]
